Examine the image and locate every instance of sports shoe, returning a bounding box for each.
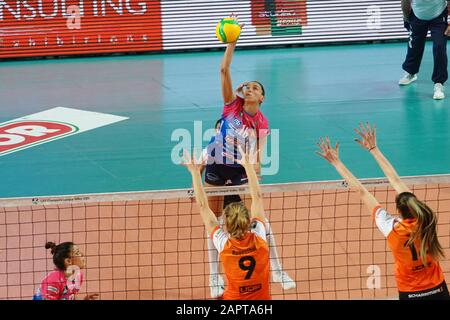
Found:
[433,83,445,100]
[272,270,296,290]
[209,274,225,298]
[398,73,417,86]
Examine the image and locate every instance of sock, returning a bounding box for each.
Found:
[265,218,283,272]
[207,214,225,277]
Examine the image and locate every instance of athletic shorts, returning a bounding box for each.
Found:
[204,163,248,186]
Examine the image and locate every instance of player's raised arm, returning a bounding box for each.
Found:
[182,150,218,234]
[220,14,244,105]
[221,42,236,105]
[354,122,411,194]
[237,146,266,221]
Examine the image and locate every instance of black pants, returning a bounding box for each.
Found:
[399,281,450,300]
[402,8,448,84]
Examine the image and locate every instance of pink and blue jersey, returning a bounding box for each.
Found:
[33,270,83,300]
[208,96,269,167]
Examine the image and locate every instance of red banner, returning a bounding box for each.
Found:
[0,0,162,58]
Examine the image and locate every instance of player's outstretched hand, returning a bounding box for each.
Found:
[181,149,205,174]
[354,122,377,152]
[316,137,340,165]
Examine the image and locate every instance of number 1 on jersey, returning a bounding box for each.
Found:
[404,241,418,261]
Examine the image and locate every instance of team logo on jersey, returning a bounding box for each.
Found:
[0,107,128,157]
[239,284,262,294]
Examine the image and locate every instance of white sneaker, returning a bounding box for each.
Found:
[272,271,296,290]
[433,83,445,100]
[209,274,225,298]
[398,73,418,86]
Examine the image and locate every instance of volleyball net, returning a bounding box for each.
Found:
[1,174,449,300]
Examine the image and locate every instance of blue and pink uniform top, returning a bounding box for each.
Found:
[33,269,83,300]
[207,95,270,167]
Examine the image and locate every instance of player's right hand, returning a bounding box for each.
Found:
[229,13,245,30]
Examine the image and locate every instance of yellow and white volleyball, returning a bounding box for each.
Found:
[215,18,241,43]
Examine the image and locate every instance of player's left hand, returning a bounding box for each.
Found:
[445,25,450,36]
[84,293,99,300]
[236,82,249,95]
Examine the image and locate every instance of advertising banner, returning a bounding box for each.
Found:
[0,1,407,58]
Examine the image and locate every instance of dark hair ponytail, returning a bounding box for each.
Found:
[45,242,56,254]
[45,241,74,271]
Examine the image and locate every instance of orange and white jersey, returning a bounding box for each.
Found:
[372,205,445,292]
[210,217,271,300]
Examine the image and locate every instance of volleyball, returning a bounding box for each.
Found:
[216,18,241,43]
